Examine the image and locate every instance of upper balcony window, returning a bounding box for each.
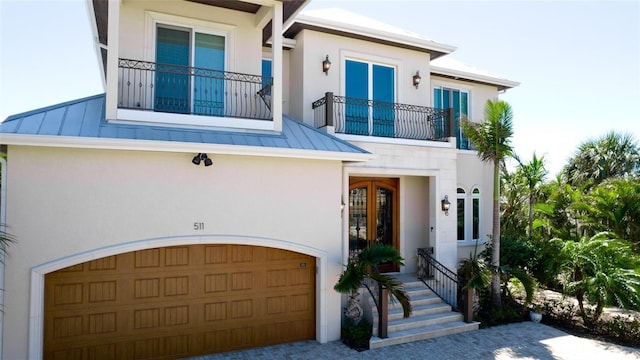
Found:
[345,59,396,137]
[433,87,470,150]
[155,26,225,115]
[117,12,273,128]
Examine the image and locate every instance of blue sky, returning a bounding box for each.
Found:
[1,0,639,177]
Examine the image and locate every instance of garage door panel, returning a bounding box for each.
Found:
[44,245,316,359]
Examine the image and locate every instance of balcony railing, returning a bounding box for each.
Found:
[312,92,453,142]
[118,58,273,120]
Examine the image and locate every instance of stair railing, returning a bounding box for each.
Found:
[417,248,473,322]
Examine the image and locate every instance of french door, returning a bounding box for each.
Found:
[155,26,225,116]
[345,60,395,137]
[348,178,399,273]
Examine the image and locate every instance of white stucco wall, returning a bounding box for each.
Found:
[456,152,494,262]
[343,141,458,272]
[2,145,345,359]
[289,29,432,127]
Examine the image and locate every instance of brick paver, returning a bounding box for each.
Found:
[186,321,640,360]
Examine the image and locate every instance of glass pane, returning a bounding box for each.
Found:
[473,198,480,239]
[457,198,465,240]
[155,27,190,114]
[376,187,393,247]
[261,59,272,95]
[372,65,395,137]
[345,60,369,135]
[194,33,225,116]
[349,187,368,255]
[433,88,442,109]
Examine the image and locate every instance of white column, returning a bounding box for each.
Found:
[271,2,283,132]
[105,0,120,121]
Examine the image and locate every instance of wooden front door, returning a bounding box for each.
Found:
[43,245,316,359]
[348,178,399,272]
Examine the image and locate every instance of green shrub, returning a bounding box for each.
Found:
[341,317,372,351]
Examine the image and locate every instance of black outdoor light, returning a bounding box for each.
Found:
[441,195,451,215]
[192,153,213,167]
[413,71,422,89]
[322,55,331,75]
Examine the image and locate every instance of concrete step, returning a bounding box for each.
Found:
[372,301,451,322]
[368,273,478,348]
[369,321,480,349]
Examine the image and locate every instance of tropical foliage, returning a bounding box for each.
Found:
[334,245,412,318]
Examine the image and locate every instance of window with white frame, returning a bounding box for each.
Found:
[457,187,481,242]
[433,86,470,149]
[457,187,465,241]
[472,188,480,240]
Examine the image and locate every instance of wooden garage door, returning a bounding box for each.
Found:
[44,245,316,359]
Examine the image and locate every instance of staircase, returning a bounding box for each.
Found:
[368,274,479,349]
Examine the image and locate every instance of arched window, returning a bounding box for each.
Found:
[472,188,480,240]
[457,188,465,241]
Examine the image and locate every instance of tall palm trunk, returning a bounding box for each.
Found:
[491,162,502,309]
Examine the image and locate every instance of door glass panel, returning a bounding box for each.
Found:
[349,187,368,256]
[372,64,395,137]
[194,33,225,116]
[457,198,465,240]
[155,27,190,114]
[376,186,393,246]
[345,60,369,135]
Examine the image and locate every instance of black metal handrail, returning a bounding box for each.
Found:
[417,247,461,310]
[312,93,450,142]
[118,58,273,120]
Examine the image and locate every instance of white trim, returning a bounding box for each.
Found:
[144,11,236,71]
[431,65,519,90]
[0,157,6,357]
[0,133,373,162]
[295,14,456,56]
[336,134,452,149]
[28,235,329,360]
[116,109,274,131]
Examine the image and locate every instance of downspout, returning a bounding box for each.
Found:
[0,156,7,359]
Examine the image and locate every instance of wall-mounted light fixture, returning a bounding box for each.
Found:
[441,195,451,215]
[412,71,422,89]
[322,55,331,75]
[192,153,213,167]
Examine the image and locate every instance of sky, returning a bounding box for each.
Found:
[1,0,639,177]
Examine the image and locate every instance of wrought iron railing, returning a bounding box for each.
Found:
[417,247,462,310]
[312,92,451,142]
[118,58,273,120]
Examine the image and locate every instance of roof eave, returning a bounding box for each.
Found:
[431,66,520,91]
[0,133,374,162]
[292,16,456,58]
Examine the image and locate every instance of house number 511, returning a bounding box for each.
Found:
[193,222,205,231]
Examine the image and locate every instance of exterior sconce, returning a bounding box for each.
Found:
[441,195,451,215]
[322,55,331,75]
[192,153,213,167]
[412,71,422,89]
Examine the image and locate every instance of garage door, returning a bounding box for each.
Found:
[44,245,316,359]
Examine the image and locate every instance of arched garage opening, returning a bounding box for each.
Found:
[29,236,327,359]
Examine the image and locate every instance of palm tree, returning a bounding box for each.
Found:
[461,99,514,309]
[576,177,640,246]
[334,244,412,318]
[515,153,548,238]
[563,131,640,189]
[550,232,640,325]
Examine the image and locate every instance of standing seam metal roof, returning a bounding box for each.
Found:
[0,94,369,156]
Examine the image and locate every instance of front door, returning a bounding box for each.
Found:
[348,178,399,273]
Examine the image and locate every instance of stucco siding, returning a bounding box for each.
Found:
[291,29,433,127]
[2,145,344,359]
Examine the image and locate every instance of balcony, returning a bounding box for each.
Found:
[313,92,452,142]
[118,59,273,121]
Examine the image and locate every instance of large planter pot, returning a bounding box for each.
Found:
[529,311,542,323]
